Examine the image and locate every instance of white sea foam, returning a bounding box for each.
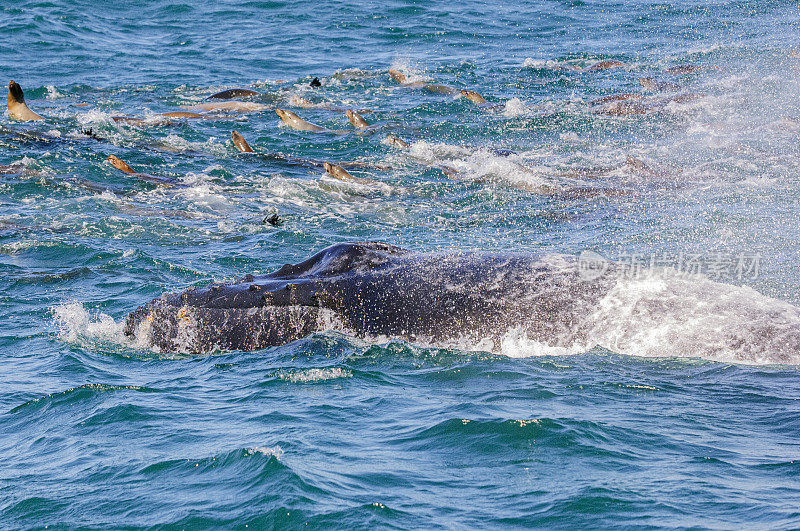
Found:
[471,270,800,365]
[52,302,127,345]
[522,58,569,69]
[388,58,426,84]
[161,135,226,156]
[45,85,65,99]
[248,446,284,459]
[503,98,528,118]
[578,271,800,365]
[276,368,353,383]
[408,141,552,192]
[76,110,120,126]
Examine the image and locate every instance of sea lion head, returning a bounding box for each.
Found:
[107,155,135,174]
[8,81,24,104]
[460,90,486,104]
[388,69,407,84]
[324,162,351,180]
[346,109,368,128]
[638,77,657,90]
[386,134,409,149]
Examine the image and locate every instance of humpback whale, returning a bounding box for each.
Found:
[184,101,268,113]
[124,242,800,361]
[125,242,606,353]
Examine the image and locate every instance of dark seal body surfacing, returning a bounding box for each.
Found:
[125,242,612,353]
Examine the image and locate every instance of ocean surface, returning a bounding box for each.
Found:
[3,0,800,527]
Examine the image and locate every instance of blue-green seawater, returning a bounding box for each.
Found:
[2,0,800,527]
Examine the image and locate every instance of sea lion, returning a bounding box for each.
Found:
[82,128,104,141]
[424,84,458,95]
[590,93,643,105]
[226,131,390,171]
[310,78,322,87]
[323,162,374,184]
[387,69,430,89]
[160,111,204,119]
[639,77,681,92]
[208,88,260,100]
[124,242,800,362]
[659,93,705,105]
[231,131,253,153]
[107,154,136,174]
[666,65,701,75]
[626,156,668,179]
[185,101,268,113]
[0,163,25,174]
[585,60,625,71]
[289,96,373,114]
[386,134,410,149]
[595,101,653,116]
[107,155,184,187]
[487,147,516,157]
[461,90,487,104]
[275,109,324,131]
[112,116,147,126]
[388,69,408,83]
[263,213,283,226]
[7,81,44,121]
[387,68,461,93]
[346,109,369,129]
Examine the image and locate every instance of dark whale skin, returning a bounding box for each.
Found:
[125,242,613,353]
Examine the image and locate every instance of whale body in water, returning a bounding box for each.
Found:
[125,242,800,363]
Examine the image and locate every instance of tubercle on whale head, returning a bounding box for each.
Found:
[124,298,331,353]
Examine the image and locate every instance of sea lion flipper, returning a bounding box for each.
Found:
[231,131,254,153]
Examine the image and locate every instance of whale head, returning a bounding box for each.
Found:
[124,242,409,353]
